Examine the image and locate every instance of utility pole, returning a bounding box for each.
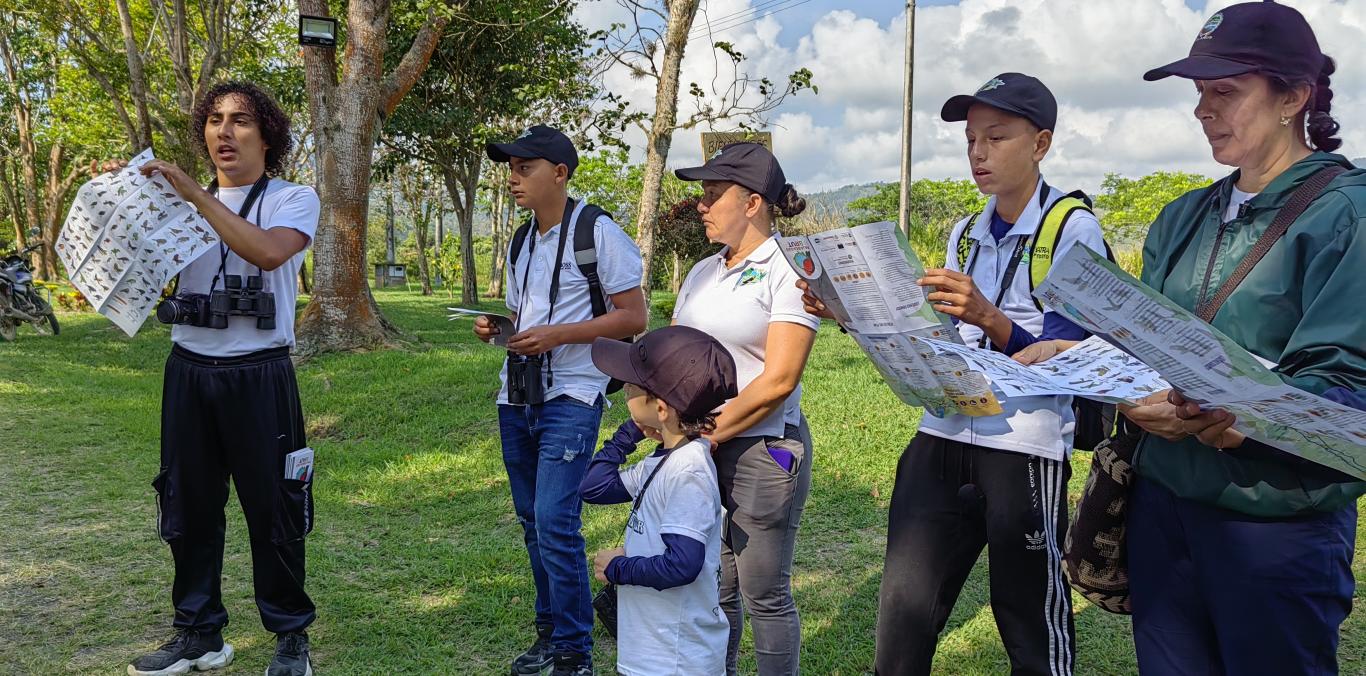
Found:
[898,0,916,237]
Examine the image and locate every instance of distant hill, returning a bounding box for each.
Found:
[803,182,883,218]
[1354,157,1365,167]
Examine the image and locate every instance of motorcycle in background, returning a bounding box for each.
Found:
[1,233,60,341]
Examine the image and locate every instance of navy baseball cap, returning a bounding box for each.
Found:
[941,73,1057,132]
[675,142,788,204]
[591,326,738,419]
[486,125,579,177]
[1144,2,1323,84]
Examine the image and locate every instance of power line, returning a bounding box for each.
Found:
[688,0,792,38]
[689,0,812,43]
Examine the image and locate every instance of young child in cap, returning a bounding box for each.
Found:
[580,325,738,675]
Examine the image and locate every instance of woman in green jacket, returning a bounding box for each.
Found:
[1125,3,1363,674]
[1023,2,1365,674]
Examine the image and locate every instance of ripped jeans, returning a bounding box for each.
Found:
[498,394,603,657]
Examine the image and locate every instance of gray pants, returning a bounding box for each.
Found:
[715,416,813,675]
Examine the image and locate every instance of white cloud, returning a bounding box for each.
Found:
[575,0,1366,194]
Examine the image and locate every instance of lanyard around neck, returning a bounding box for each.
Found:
[964,182,1048,349]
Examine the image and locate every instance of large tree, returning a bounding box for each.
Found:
[593,0,815,297]
[0,11,122,280]
[383,0,590,304]
[293,0,448,354]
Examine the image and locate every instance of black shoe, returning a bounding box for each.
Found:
[266,632,312,676]
[511,623,555,675]
[550,652,592,676]
[127,628,234,675]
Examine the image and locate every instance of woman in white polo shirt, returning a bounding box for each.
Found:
[671,143,819,675]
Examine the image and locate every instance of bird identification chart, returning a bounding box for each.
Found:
[778,220,1002,417]
[1035,244,1366,479]
[56,149,219,336]
[923,335,1170,406]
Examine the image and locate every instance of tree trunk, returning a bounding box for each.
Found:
[296,32,396,353]
[438,153,481,305]
[294,0,446,355]
[434,206,444,288]
[415,202,433,296]
[486,165,505,298]
[40,143,81,280]
[631,0,701,300]
[114,0,155,150]
[384,187,396,264]
[299,258,311,294]
[670,250,682,293]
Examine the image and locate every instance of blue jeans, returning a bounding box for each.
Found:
[1128,476,1356,675]
[499,395,603,657]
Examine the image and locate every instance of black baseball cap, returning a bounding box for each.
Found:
[941,73,1058,132]
[675,142,788,204]
[486,125,579,177]
[1143,2,1324,83]
[591,326,738,419]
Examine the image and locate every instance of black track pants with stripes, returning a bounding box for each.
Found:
[875,433,1074,676]
[153,344,316,634]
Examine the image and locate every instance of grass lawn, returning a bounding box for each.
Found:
[1,287,1362,675]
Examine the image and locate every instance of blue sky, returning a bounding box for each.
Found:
[581,0,1366,193]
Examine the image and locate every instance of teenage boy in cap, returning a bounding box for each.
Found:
[476,124,648,676]
[580,325,738,676]
[806,73,1105,675]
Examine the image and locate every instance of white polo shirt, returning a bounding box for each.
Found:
[499,201,642,406]
[172,179,319,357]
[673,236,820,438]
[918,177,1106,460]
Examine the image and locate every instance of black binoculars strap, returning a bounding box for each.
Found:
[198,173,271,295]
[512,198,577,388]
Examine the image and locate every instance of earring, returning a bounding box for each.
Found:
[1279,115,1291,127]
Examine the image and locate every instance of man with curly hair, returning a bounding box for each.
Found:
[108,81,318,676]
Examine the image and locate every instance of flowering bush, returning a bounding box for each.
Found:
[56,291,92,312]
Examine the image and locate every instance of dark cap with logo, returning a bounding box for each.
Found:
[1144,1,1324,83]
[486,125,579,178]
[675,142,789,204]
[591,326,738,419]
[941,73,1058,131]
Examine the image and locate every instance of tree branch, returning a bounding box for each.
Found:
[381,11,450,118]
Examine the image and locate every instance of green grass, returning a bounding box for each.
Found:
[1,287,1363,675]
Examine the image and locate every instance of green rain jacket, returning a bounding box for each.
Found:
[1137,152,1366,517]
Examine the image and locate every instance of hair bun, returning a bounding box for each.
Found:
[776,184,807,218]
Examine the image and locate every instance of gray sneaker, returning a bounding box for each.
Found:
[127,628,234,676]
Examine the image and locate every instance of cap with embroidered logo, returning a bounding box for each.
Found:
[485,125,579,177]
[940,72,1057,132]
[674,142,789,204]
[1143,1,1324,84]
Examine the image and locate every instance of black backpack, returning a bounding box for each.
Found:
[509,199,630,394]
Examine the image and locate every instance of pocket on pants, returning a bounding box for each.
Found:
[271,478,314,544]
[152,467,182,542]
[728,438,798,526]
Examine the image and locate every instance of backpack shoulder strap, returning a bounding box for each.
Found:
[953,213,981,270]
[1029,190,1099,310]
[572,202,612,317]
[509,220,533,269]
